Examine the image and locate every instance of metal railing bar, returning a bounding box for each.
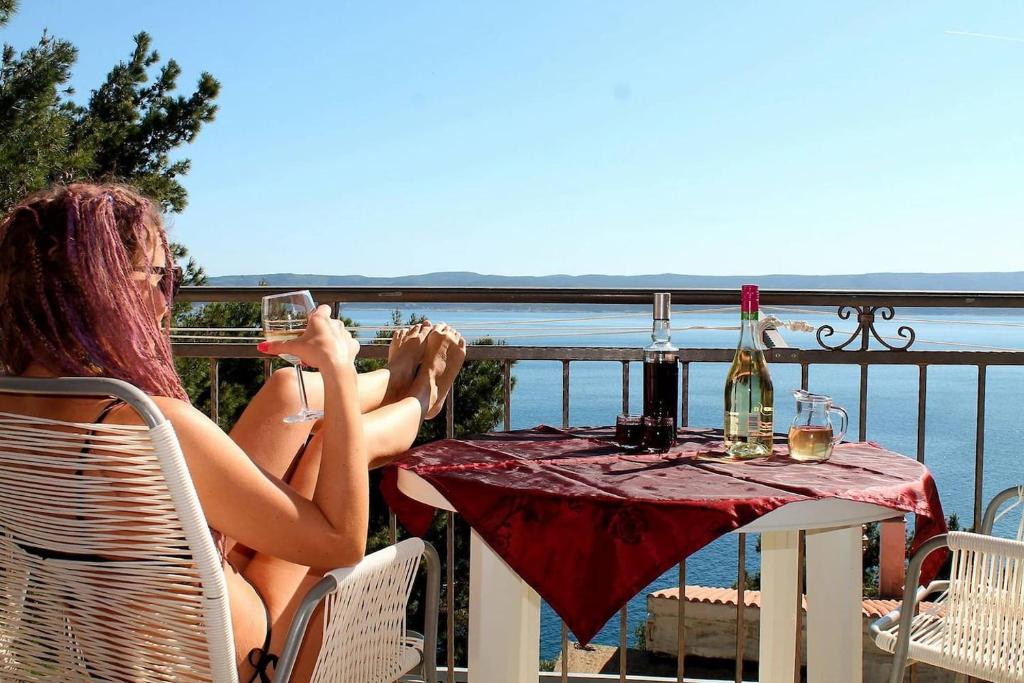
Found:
[680,362,690,428]
[621,361,630,414]
[173,343,1024,367]
[916,366,927,463]
[446,390,455,440]
[800,363,809,391]
[445,387,457,681]
[974,365,987,529]
[562,359,571,683]
[209,359,219,423]
[859,365,868,442]
[561,621,570,683]
[620,607,628,682]
[794,531,805,683]
[677,561,686,683]
[177,285,1024,309]
[735,534,746,683]
[503,360,512,432]
[562,361,571,428]
[446,511,456,683]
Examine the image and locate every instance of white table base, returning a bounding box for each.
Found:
[468,530,540,683]
[805,525,864,683]
[399,469,889,683]
[759,530,801,682]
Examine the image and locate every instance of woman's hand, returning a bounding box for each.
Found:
[258,304,359,369]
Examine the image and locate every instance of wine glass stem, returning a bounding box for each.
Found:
[294,362,311,414]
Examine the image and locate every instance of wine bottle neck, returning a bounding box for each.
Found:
[652,319,671,342]
[647,318,677,353]
[738,310,761,349]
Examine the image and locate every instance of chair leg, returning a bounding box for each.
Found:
[887,653,911,683]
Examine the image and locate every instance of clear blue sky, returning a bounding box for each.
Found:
[4,2,1023,277]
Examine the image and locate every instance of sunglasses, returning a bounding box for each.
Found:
[135,265,184,297]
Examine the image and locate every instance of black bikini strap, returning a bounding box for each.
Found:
[93,398,125,425]
[244,576,278,683]
[78,398,126,462]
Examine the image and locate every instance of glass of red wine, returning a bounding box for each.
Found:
[615,414,644,450]
[642,415,676,452]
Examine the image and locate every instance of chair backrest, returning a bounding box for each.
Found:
[0,377,237,682]
[941,530,1024,681]
[310,537,426,683]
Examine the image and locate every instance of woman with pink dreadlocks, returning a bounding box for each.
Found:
[0,183,466,682]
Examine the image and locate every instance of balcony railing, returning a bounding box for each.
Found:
[173,285,1024,683]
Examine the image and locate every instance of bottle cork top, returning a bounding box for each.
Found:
[653,292,671,320]
[741,284,759,313]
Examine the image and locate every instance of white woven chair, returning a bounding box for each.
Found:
[0,376,438,683]
[871,486,1024,683]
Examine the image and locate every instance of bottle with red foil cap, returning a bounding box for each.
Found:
[723,284,774,458]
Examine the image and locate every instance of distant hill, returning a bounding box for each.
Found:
[208,271,1024,291]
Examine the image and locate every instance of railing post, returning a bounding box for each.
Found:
[916,365,927,463]
[209,359,219,424]
[621,360,630,414]
[677,561,686,683]
[561,359,570,683]
[503,360,512,432]
[446,511,455,683]
[858,364,868,441]
[561,360,570,429]
[735,534,746,683]
[974,365,987,529]
[619,606,628,682]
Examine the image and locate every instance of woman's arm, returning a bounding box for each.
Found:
[166,306,372,569]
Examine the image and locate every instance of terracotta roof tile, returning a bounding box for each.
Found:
[650,585,922,617]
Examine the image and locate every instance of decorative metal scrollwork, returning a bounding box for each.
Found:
[816,305,916,351]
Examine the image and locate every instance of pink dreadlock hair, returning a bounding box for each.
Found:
[0,183,188,401]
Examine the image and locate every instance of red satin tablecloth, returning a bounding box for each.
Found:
[381,425,946,645]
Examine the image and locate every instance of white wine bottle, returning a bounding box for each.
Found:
[724,284,774,458]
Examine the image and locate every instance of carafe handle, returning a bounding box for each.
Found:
[829,405,849,445]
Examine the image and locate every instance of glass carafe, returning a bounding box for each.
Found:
[787,390,848,462]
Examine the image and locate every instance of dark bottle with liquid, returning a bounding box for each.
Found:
[643,292,679,419]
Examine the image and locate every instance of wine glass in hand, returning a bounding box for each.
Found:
[261,290,324,423]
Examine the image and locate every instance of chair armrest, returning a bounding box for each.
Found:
[870,534,948,677]
[869,580,948,638]
[980,485,1024,536]
[274,573,340,682]
[273,540,441,683]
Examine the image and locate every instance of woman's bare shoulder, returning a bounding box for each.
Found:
[150,395,200,419]
[111,395,211,431]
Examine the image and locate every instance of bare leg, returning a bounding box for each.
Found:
[234,324,432,481]
[300,394,429,472]
[229,367,319,480]
[296,327,465,470]
[238,434,326,682]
